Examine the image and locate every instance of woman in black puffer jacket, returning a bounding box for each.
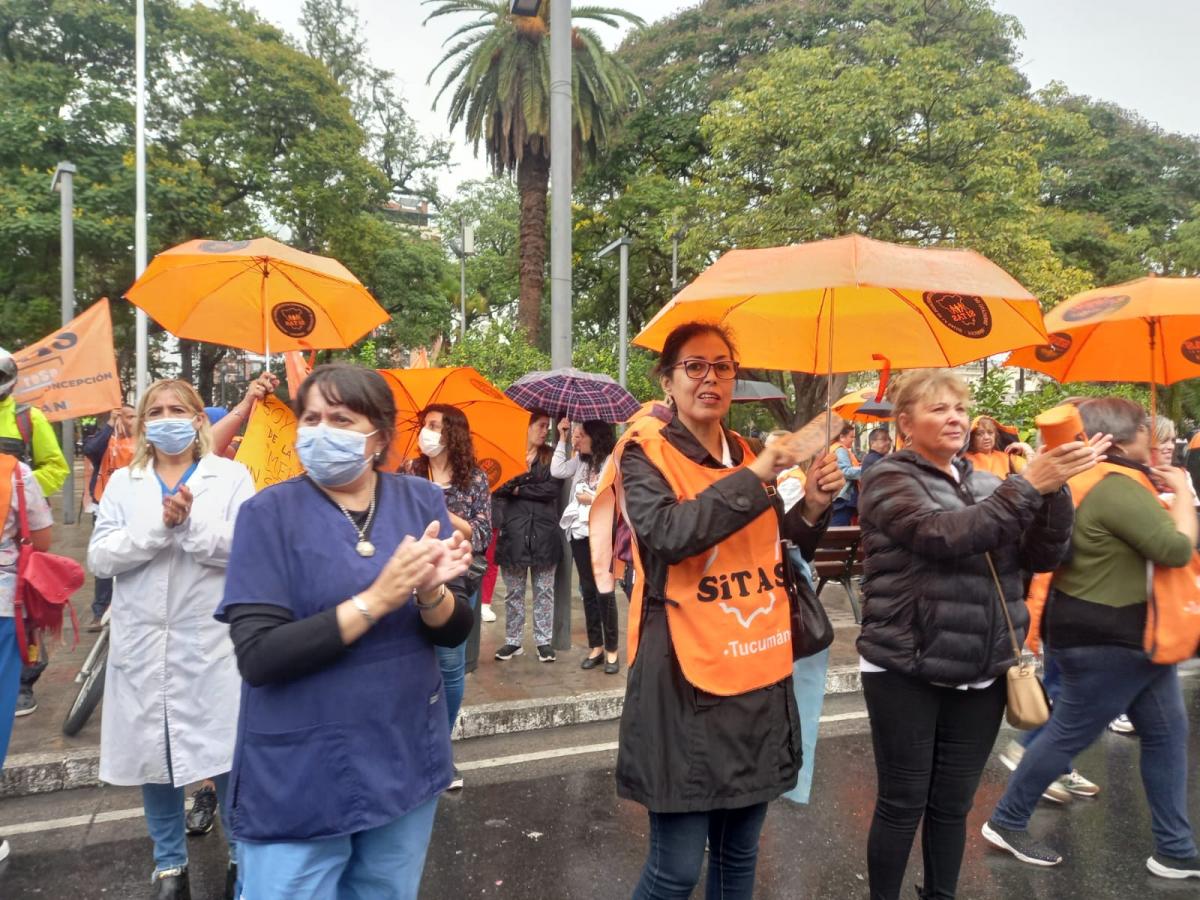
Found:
[856,369,1105,900]
[492,410,563,663]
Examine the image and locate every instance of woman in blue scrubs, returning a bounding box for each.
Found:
[217,364,473,900]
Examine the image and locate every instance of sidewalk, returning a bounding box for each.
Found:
[2,501,865,798]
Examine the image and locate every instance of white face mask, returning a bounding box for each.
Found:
[418,426,445,458]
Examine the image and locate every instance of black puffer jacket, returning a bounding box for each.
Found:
[493,457,563,568]
[857,451,1073,684]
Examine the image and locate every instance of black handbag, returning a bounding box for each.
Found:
[463,555,490,598]
[781,539,835,660]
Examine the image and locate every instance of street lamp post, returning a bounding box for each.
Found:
[456,221,475,342]
[134,0,148,400]
[597,236,632,387]
[51,162,77,525]
[670,228,687,292]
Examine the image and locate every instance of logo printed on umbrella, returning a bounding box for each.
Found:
[1182,337,1200,365]
[272,302,317,338]
[1062,294,1130,322]
[469,377,503,399]
[479,457,502,488]
[197,240,252,253]
[922,292,992,339]
[1035,332,1074,362]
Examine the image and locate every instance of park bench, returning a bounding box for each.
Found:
[812,525,864,624]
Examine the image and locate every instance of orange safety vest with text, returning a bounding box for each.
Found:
[1025,462,1200,664]
[0,454,15,524]
[613,417,794,696]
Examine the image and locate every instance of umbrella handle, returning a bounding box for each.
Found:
[872,354,891,402]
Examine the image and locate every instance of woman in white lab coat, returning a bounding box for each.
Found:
[88,378,254,900]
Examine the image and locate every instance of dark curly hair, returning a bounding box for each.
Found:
[409,404,478,492]
[578,420,616,477]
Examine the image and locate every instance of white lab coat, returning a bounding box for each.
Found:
[88,454,255,787]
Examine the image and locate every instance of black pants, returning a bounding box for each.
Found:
[862,670,1006,900]
[570,536,617,652]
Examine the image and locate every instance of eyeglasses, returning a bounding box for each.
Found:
[672,358,740,381]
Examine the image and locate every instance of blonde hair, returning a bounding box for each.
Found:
[130,379,213,470]
[1153,415,1176,445]
[891,369,970,438]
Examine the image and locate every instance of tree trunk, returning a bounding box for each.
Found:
[516,149,550,345]
[180,339,194,384]
[197,344,228,405]
[791,371,849,429]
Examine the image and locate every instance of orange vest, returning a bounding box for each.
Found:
[965,449,1027,478]
[1026,462,1200,664]
[95,434,135,502]
[830,442,860,467]
[613,418,793,696]
[0,454,15,524]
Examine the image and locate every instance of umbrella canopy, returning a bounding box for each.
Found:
[125,237,389,355]
[832,387,894,422]
[732,379,787,404]
[505,368,642,423]
[634,234,1047,374]
[377,366,529,491]
[1005,277,1200,387]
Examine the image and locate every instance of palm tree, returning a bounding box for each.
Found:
[425,1,643,342]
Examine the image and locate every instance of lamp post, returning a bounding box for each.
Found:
[597,236,632,387]
[50,162,77,525]
[134,0,149,400]
[454,220,476,342]
[670,228,687,292]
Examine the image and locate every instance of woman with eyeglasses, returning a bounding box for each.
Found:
[611,322,844,899]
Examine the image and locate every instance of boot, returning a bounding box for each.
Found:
[152,866,191,900]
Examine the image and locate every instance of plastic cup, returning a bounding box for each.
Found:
[1036,404,1086,450]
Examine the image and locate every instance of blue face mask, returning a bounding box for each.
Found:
[145,418,197,455]
[296,423,376,487]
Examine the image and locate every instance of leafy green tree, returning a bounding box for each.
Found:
[424,0,643,343]
[438,177,522,328]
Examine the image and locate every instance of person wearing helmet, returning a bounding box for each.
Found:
[0,348,68,717]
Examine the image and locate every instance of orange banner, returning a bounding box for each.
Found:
[234,393,304,491]
[13,299,123,422]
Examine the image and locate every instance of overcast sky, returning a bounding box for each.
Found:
[243,0,1200,197]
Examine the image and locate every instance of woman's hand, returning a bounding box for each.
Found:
[414,524,473,594]
[557,419,571,441]
[576,485,595,506]
[801,454,844,521]
[243,372,279,408]
[1021,433,1112,494]
[162,485,193,528]
[748,443,800,483]
[361,524,441,612]
[1153,465,1193,499]
[1006,441,1034,458]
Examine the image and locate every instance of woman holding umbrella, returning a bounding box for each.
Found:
[492,411,561,662]
[612,322,844,899]
[964,415,1031,478]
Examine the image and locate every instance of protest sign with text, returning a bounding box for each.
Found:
[234,393,304,491]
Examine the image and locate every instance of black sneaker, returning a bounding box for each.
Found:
[981,821,1062,866]
[14,687,35,717]
[446,767,464,791]
[224,861,238,900]
[494,644,523,661]
[185,784,218,836]
[1147,853,1200,879]
[536,644,556,663]
[151,866,191,900]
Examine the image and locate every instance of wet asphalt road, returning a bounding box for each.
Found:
[2,681,1200,899]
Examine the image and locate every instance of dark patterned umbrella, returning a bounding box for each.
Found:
[505,368,641,423]
[731,379,787,404]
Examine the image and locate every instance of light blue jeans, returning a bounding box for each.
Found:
[142,771,234,873]
[238,796,439,900]
[0,617,20,770]
[436,587,479,732]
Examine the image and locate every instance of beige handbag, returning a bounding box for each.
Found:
[985,553,1051,730]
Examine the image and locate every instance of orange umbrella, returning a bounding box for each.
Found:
[125,238,389,355]
[634,235,1047,373]
[378,367,529,491]
[832,387,893,423]
[1005,276,1200,421]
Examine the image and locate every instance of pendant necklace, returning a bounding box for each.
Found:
[334,495,378,557]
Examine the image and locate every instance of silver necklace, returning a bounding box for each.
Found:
[334,495,378,558]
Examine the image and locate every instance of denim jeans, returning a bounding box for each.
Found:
[142,771,233,872]
[92,576,113,620]
[436,588,479,732]
[632,803,769,900]
[991,644,1197,859]
[0,618,21,769]
[239,796,439,900]
[830,498,856,526]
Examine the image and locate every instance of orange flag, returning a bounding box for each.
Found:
[283,351,312,400]
[13,299,123,421]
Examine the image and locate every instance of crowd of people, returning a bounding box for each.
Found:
[1,321,1200,898]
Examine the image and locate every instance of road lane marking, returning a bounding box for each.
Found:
[0,806,145,837]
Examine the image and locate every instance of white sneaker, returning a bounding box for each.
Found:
[1109,714,1135,735]
[1057,770,1100,798]
[480,604,496,623]
[999,739,1024,772]
[0,839,9,863]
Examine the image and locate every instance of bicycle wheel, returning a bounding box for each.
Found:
[62,635,108,737]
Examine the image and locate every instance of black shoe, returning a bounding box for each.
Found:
[446,767,464,791]
[581,653,603,670]
[494,644,523,661]
[152,866,191,900]
[981,821,1062,866]
[224,861,238,900]
[14,687,35,717]
[1147,853,1200,879]
[185,784,217,836]
[536,644,556,663]
[604,654,620,675]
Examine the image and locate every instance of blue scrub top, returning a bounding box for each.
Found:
[216,473,455,843]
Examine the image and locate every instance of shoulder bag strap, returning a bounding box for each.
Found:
[984,551,1022,666]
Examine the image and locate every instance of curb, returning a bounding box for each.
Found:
[0,665,862,799]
